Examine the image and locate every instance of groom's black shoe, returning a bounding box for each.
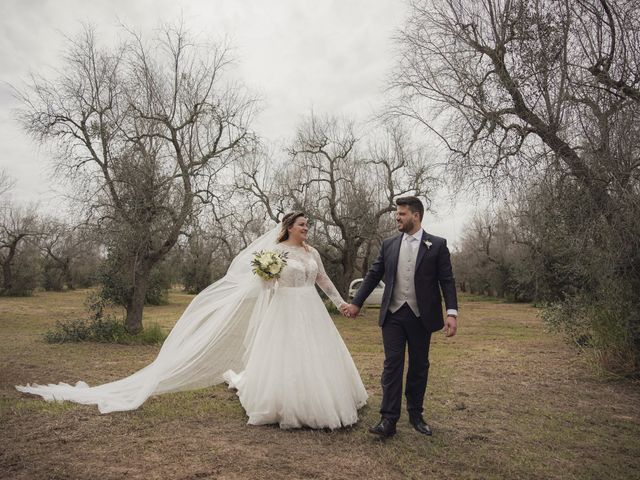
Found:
[368,418,397,438]
[410,416,433,436]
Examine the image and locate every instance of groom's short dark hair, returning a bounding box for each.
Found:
[395,196,424,220]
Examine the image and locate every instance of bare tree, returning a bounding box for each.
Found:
[392,0,640,374]
[39,220,99,290]
[390,0,639,204]
[0,170,40,296]
[17,25,256,332]
[391,0,640,288]
[0,169,15,198]
[0,204,40,296]
[286,115,435,296]
[234,146,290,223]
[579,0,640,102]
[176,200,272,293]
[453,208,543,300]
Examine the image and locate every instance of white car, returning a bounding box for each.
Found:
[348,278,385,306]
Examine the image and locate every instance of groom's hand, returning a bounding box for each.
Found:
[444,315,457,337]
[343,304,360,318]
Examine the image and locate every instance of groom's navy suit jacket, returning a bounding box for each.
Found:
[352,231,458,332]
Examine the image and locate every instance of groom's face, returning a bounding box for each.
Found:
[395,205,420,233]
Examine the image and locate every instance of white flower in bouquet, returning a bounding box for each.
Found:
[268,264,281,275]
[251,250,288,281]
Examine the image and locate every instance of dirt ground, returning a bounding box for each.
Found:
[1,290,639,479]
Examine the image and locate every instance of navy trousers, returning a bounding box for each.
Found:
[380,303,432,423]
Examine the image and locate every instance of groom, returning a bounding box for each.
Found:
[343,196,458,438]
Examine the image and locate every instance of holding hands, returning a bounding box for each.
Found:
[340,303,360,318]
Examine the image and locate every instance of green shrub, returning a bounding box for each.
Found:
[44,316,124,343]
[44,292,167,345]
[44,318,91,343]
[44,317,166,345]
[119,323,166,345]
[543,286,639,378]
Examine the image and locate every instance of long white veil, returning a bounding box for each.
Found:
[16,224,281,413]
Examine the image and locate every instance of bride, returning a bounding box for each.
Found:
[16,212,368,429]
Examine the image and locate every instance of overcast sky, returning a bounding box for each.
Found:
[0,0,474,246]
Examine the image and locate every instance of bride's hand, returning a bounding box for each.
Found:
[340,303,359,318]
[339,303,356,317]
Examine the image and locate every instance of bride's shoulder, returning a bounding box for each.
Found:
[273,242,302,254]
[305,243,318,254]
[275,242,316,256]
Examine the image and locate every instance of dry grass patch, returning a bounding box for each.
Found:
[1,291,639,479]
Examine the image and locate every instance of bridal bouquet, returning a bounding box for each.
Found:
[251,250,289,281]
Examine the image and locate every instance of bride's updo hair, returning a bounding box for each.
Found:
[277,212,306,243]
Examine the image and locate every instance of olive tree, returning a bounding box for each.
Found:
[248,115,436,297]
[391,0,640,374]
[17,25,256,332]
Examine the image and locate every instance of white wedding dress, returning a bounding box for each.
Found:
[16,224,367,429]
[223,244,368,429]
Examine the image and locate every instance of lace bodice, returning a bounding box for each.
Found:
[274,243,345,308]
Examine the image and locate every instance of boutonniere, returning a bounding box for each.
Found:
[423,240,432,250]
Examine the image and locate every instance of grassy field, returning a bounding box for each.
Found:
[1,290,639,480]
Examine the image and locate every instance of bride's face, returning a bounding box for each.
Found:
[288,217,309,242]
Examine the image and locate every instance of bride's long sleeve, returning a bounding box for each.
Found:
[311,247,346,308]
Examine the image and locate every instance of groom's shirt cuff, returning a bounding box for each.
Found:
[446,309,458,317]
